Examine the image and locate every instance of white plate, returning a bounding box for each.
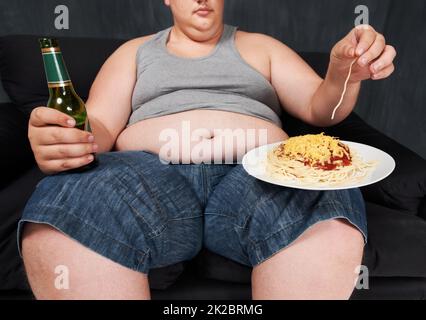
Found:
[242,141,396,191]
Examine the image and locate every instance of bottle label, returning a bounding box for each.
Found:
[41,47,72,88]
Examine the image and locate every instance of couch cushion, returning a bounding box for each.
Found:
[194,249,252,284]
[0,167,44,290]
[363,202,426,278]
[0,35,126,115]
[148,264,187,291]
[0,102,34,190]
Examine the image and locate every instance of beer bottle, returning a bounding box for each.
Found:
[39,38,97,171]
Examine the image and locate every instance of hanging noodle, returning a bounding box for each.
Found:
[331,59,358,120]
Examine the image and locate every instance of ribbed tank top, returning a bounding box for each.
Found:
[129,24,282,127]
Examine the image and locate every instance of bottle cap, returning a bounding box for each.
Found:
[39,38,59,49]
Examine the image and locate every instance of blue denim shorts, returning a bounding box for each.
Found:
[18,151,367,274]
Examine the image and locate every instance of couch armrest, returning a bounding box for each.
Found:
[0,102,35,190]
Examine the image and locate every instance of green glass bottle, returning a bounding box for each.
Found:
[39,38,97,171]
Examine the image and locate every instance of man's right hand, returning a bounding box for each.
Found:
[28,107,98,175]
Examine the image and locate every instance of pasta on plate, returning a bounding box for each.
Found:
[266,133,378,187]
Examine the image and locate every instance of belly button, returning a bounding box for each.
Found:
[200,130,214,140]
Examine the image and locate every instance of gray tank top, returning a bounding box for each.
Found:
[129,24,282,127]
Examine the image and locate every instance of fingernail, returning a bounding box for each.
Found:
[349,48,355,57]
[360,57,368,66]
[88,135,95,142]
[356,48,364,56]
[87,155,94,161]
[67,119,76,127]
[92,144,99,152]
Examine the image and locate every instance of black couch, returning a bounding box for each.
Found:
[0,35,425,300]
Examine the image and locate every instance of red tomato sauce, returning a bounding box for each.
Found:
[305,154,352,171]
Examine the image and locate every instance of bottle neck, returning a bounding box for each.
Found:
[41,47,72,89]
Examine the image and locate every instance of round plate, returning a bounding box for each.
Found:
[242,141,396,191]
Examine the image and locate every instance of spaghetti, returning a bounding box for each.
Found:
[331,59,358,120]
[266,133,377,187]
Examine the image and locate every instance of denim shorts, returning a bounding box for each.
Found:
[18,151,367,274]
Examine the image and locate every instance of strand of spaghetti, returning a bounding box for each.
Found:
[331,59,358,120]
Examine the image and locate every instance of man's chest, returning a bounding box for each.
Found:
[166,33,272,83]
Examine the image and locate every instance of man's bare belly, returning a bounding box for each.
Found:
[115,110,289,163]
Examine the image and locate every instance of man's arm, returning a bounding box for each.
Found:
[266,26,396,127]
[28,36,152,174]
[306,60,362,127]
[85,36,152,153]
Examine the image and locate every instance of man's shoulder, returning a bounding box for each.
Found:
[235,29,292,57]
[235,30,280,46]
[119,34,156,53]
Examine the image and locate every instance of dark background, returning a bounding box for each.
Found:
[0,0,424,158]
